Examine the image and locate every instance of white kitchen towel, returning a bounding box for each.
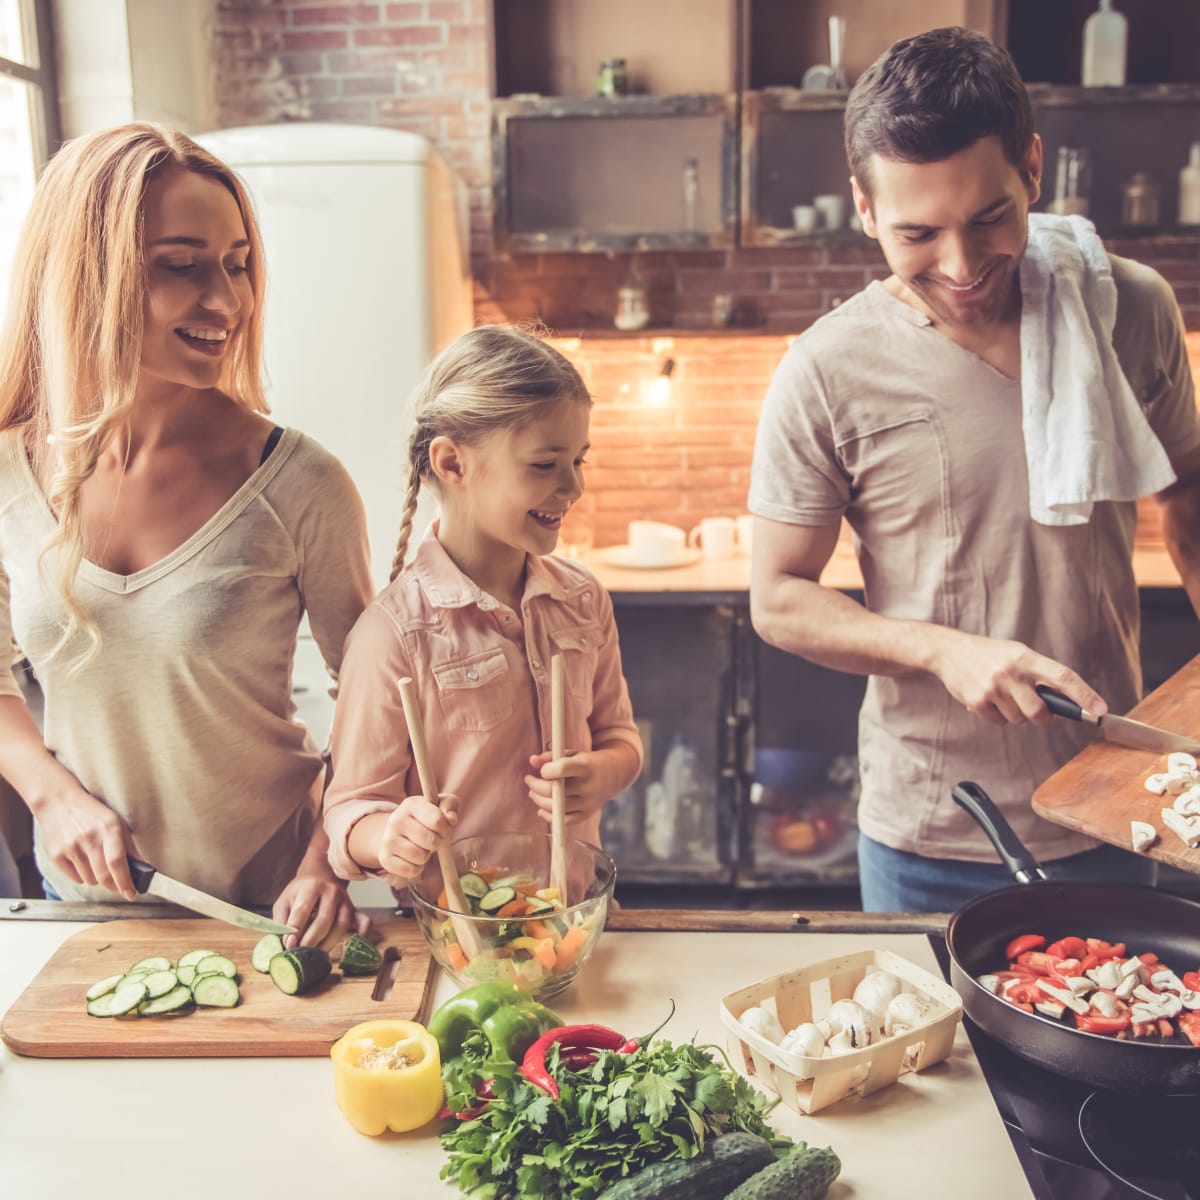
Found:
[1020,212,1176,525]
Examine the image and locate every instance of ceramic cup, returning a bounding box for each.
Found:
[736,514,754,556]
[813,193,846,231]
[628,520,687,563]
[791,204,817,235]
[688,516,737,560]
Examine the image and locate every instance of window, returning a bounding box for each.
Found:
[1,0,58,313]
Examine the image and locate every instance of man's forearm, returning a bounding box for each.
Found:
[750,575,953,679]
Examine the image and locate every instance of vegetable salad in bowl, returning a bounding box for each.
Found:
[409,833,615,1000]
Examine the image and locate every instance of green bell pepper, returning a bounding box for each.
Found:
[429,981,561,1066]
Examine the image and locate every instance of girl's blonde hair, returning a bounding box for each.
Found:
[0,122,268,660]
[390,325,591,580]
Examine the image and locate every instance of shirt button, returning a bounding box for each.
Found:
[532,659,541,669]
[502,615,511,623]
[467,669,479,681]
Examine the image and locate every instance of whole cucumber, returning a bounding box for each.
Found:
[595,1131,776,1200]
[724,1142,842,1200]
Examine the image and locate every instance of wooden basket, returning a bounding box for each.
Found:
[719,948,963,1115]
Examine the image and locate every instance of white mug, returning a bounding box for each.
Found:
[813,193,846,231]
[688,516,736,560]
[791,204,817,235]
[736,514,754,556]
[628,520,686,563]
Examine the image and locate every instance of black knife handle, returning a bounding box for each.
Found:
[127,857,156,895]
[1035,685,1096,724]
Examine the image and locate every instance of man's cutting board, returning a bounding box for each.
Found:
[1,916,438,1058]
[1032,653,1200,873]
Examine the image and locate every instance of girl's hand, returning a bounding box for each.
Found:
[273,857,372,950]
[526,750,610,823]
[376,792,460,881]
[36,785,137,900]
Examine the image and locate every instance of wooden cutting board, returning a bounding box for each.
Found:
[1,916,438,1058]
[1032,652,1200,873]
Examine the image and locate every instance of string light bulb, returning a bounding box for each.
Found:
[646,356,675,407]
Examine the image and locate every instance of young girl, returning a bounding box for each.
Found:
[0,124,374,943]
[323,326,642,884]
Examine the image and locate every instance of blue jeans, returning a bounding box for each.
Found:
[42,879,61,900]
[857,833,1159,913]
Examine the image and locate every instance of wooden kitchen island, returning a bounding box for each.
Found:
[0,906,1031,1199]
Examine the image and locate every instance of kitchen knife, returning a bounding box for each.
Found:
[128,858,296,936]
[1035,685,1200,756]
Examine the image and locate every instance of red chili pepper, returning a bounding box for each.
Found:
[1005,934,1047,960]
[520,1024,631,1100]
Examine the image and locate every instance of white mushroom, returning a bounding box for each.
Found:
[1087,960,1124,990]
[1130,820,1159,853]
[1145,773,1170,796]
[975,973,1002,995]
[779,1023,828,1061]
[1167,752,1197,776]
[826,998,874,1049]
[883,992,934,1037]
[1165,775,1193,795]
[1091,990,1122,1018]
[1035,998,1066,1020]
[826,1029,858,1056]
[852,970,903,1032]
[1162,808,1200,847]
[1151,969,1186,994]
[737,1005,784,1045]
[1175,788,1200,817]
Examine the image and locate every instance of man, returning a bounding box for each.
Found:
[748,27,1200,912]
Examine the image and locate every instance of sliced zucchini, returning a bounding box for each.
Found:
[268,947,332,996]
[127,956,172,974]
[141,969,179,999]
[191,974,240,1008]
[478,886,516,914]
[458,872,489,900]
[177,948,220,968]
[85,973,126,1002]
[87,980,148,1017]
[338,934,383,976]
[190,954,237,979]
[140,985,194,1015]
[251,933,286,974]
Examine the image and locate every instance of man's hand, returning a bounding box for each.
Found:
[930,629,1107,725]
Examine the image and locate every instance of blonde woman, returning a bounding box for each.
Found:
[323,326,642,885]
[0,124,373,944]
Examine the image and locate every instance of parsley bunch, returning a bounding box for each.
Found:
[439,1037,791,1199]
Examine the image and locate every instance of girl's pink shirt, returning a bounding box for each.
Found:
[323,528,643,880]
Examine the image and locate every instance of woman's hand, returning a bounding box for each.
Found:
[273,854,372,950]
[35,785,137,900]
[525,743,640,823]
[375,792,460,882]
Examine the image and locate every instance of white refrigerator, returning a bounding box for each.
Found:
[196,123,473,745]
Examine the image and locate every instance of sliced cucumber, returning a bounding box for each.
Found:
[140,985,194,1015]
[176,964,198,987]
[127,956,172,974]
[338,934,383,976]
[251,933,286,974]
[85,974,126,1002]
[87,980,148,1017]
[177,948,220,968]
[526,900,556,917]
[140,969,179,999]
[191,954,237,979]
[192,974,240,1008]
[458,872,489,899]
[478,886,516,914]
[268,947,332,996]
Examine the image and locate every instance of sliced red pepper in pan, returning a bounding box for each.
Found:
[1046,937,1088,960]
[1086,938,1126,960]
[1005,934,1047,960]
[1016,951,1067,976]
[1179,1012,1200,1047]
[1183,971,1200,994]
[1074,1011,1132,1035]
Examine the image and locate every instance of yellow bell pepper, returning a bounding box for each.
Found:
[330,1020,444,1136]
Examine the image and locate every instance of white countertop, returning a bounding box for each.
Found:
[0,914,1030,1200]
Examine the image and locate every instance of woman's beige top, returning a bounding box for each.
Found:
[0,427,373,906]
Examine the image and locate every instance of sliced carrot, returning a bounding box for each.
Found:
[437,886,449,909]
[446,943,468,971]
[496,899,527,919]
[526,919,553,941]
[476,866,502,882]
[555,924,589,972]
[532,938,557,972]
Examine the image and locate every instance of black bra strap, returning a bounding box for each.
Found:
[259,426,284,465]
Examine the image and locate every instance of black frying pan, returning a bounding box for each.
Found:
[946,782,1200,1095]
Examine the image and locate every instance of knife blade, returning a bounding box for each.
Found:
[1036,685,1200,756]
[128,858,295,936]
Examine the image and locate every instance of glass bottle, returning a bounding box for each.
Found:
[597,58,628,98]
[682,157,700,235]
[1179,143,1200,226]
[1122,172,1161,228]
[1082,0,1127,87]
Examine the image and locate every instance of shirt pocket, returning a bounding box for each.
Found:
[549,622,601,702]
[432,647,514,733]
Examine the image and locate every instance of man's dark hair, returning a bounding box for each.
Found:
[845,27,1035,199]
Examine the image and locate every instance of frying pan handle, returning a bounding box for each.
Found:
[1035,685,1098,725]
[951,782,1048,884]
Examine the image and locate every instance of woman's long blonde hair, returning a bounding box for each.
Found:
[390,325,591,580]
[0,122,268,660]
